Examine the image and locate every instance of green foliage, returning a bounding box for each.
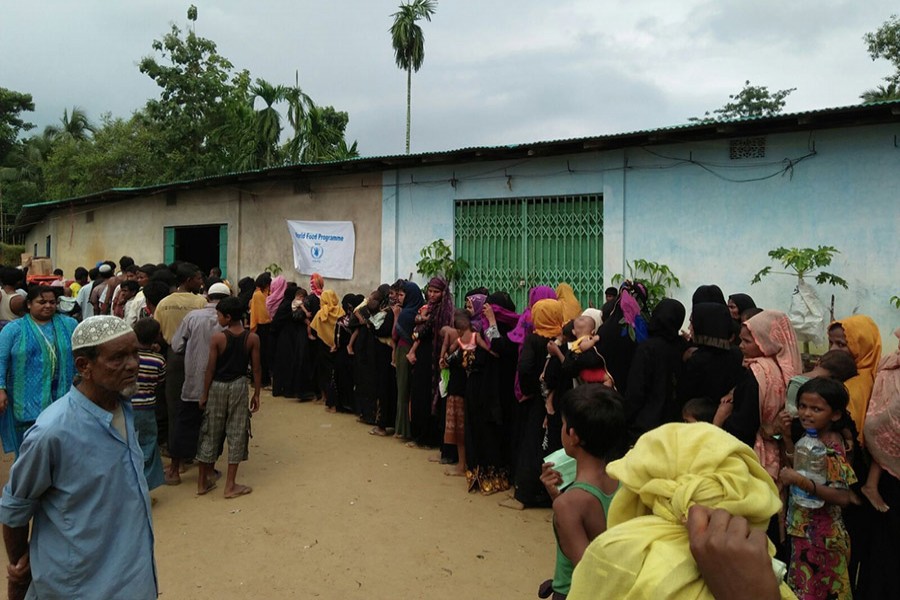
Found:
[611,259,680,312]
[415,238,468,282]
[751,246,848,289]
[690,80,795,122]
[864,14,900,88]
[265,263,283,276]
[860,82,900,103]
[1,7,362,212]
[0,242,24,265]
[0,87,35,164]
[891,295,900,309]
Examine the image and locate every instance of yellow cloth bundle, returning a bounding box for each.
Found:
[568,422,795,600]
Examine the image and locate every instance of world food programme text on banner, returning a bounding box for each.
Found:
[286,220,356,280]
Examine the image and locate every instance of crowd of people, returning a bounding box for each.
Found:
[0,255,896,599]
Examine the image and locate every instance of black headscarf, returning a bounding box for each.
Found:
[237,276,256,310]
[272,283,299,326]
[691,284,726,306]
[485,291,516,313]
[728,293,757,314]
[691,302,734,349]
[396,281,424,342]
[648,298,686,340]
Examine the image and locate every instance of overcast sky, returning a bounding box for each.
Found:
[2,0,897,157]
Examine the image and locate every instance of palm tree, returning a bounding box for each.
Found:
[390,0,437,154]
[43,107,94,142]
[284,70,314,164]
[250,79,288,167]
[860,82,900,103]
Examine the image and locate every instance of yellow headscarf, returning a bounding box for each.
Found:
[831,315,882,439]
[568,423,793,600]
[310,289,344,349]
[555,283,583,323]
[531,299,564,339]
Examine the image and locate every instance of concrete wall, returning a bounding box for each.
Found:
[27,172,383,298]
[382,123,900,343]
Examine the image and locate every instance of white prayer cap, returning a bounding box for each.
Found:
[207,282,232,297]
[71,316,133,351]
[98,264,113,275]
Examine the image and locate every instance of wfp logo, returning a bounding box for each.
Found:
[310,244,324,261]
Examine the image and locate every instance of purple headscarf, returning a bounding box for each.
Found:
[468,293,488,332]
[508,286,557,344]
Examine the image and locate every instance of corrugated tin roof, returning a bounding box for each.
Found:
[15,99,900,231]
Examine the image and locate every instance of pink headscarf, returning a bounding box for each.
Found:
[265,276,287,318]
[310,273,324,297]
[744,310,802,479]
[865,328,900,479]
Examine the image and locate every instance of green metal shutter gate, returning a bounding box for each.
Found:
[453,195,603,310]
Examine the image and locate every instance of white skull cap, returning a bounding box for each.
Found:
[71,316,133,351]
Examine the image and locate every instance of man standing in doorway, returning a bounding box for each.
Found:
[0,316,157,599]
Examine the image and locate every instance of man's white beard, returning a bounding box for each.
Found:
[120,383,138,399]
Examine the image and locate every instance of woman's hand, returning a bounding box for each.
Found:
[483,304,496,326]
[713,395,733,426]
[778,467,800,488]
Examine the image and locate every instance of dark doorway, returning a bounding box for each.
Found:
[163,224,228,278]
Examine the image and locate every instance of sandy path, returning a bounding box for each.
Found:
[2,391,554,599]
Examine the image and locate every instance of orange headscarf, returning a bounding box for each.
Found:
[310,289,343,348]
[555,283,583,324]
[744,310,802,479]
[831,315,882,439]
[532,299,564,339]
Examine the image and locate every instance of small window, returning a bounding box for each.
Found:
[85,210,94,223]
[730,137,766,159]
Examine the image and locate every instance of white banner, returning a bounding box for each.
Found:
[287,220,355,280]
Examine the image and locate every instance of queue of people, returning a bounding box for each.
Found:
[0,254,896,599]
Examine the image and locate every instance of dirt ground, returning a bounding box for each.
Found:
[0,391,554,599]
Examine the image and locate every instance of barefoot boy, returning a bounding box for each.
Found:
[197,297,261,499]
[538,384,626,600]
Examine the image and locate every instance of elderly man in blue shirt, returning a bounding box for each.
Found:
[0,315,157,600]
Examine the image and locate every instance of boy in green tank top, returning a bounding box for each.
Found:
[538,384,626,599]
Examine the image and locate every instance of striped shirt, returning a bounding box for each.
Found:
[133,350,166,409]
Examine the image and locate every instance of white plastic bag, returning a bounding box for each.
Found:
[788,279,827,346]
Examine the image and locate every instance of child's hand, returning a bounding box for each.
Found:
[250,392,260,413]
[775,410,792,438]
[778,467,799,488]
[540,461,563,499]
[407,352,417,365]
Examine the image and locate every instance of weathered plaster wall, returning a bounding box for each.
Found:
[382,124,900,342]
[27,173,382,298]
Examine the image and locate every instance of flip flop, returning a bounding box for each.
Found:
[225,485,253,499]
[196,482,217,496]
[369,427,387,437]
[164,475,181,486]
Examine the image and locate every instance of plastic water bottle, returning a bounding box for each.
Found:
[791,428,827,509]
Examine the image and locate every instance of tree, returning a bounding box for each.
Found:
[300,105,359,162]
[390,0,437,154]
[138,22,238,179]
[43,107,95,142]
[862,15,900,101]
[690,80,795,122]
[860,82,900,102]
[0,88,35,164]
[250,78,288,167]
